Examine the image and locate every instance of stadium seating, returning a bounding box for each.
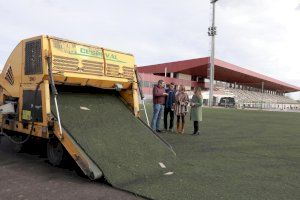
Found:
[226,88,297,104]
[216,87,299,110]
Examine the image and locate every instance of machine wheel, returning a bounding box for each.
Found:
[47,138,66,166]
[9,135,25,153]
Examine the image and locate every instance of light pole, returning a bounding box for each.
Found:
[208,0,218,107]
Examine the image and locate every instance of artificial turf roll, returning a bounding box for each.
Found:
[52,86,177,199]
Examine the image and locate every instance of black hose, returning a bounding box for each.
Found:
[47,56,64,140]
[134,69,145,100]
[1,80,44,144]
[47,57,58,96]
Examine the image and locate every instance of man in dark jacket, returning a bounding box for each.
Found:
[151,80,168,132]
[164,83,175,131]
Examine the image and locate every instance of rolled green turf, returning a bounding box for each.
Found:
[53,86,180,200]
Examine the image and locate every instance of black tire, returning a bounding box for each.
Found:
[47,138,66,166]
[9,135,25,153]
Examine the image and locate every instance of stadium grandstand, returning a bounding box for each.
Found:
[138,57,300,111]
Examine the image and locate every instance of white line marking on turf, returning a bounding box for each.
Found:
[80,106,90,111]
[159,162,166,168]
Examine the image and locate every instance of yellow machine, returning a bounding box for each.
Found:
[0,35,141,179]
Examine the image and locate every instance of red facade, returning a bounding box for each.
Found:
[138,57,300,93]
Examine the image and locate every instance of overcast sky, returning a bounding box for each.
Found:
[0,0,299,99]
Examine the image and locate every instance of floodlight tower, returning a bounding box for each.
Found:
[208,0,218,107]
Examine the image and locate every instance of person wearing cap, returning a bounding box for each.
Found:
[151,80,168,132]
[163,82,176,132]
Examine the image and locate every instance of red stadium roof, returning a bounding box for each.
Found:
[138,57,300,93]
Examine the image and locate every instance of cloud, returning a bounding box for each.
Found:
[215,0,300,99]
[0,0,299,99]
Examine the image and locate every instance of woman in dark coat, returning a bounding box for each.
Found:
[190,87,203,135]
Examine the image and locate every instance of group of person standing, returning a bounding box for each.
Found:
[151,80,203,135]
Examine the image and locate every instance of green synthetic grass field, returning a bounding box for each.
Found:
[141,106,300,200]
[54,89,177,200]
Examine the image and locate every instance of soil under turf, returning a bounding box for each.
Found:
[141,107,300,200]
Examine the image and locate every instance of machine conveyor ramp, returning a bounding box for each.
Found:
[53,86,177,199]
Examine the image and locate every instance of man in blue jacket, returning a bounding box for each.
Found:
[164,82,176,132]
